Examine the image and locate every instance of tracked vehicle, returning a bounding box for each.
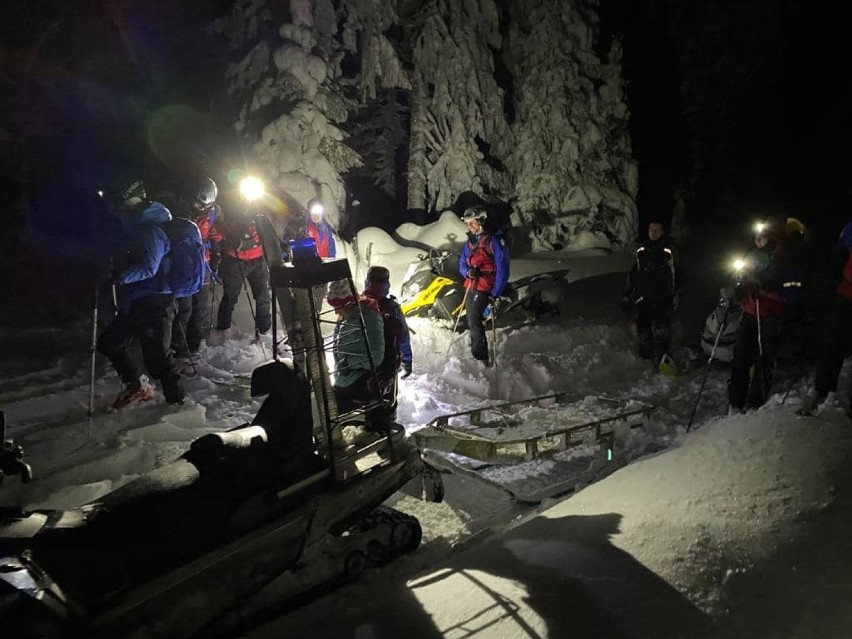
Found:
[0,215,442,638]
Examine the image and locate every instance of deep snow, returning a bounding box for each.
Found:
[1,214,851,638]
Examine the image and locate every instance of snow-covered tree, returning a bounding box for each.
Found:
[504,0,637,249]
[406,0,511,212]
[214,0,637,248]
[214,0,362,227]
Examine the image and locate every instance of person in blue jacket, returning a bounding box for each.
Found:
[97,180,185,410]
[458,206,510,363]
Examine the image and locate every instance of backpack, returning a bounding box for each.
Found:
[162,218,205,298]
[378,305,405,375]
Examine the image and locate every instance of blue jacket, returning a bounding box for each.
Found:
[305,213,337,259]
[115,202,173,312]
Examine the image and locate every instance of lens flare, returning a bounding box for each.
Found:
[240,176,265,202]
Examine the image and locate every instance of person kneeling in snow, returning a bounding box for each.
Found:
[327,280,385,417]
[98,180,185,409]
[622,221,679,362]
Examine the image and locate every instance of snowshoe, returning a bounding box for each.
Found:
[111,376,155,411]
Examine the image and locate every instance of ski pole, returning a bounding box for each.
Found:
[174,310,198,377]
[754,297,767,405]
[491,299,499,398]
[445,284,472,359]
[88,280,100,439]
[240,260,268,359]
[687,301,731,432]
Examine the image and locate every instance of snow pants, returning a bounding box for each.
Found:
[635,297,672,360]
[216,256,271,334]
[814,295,852,396]
[727,311,785,410]
[97,293,184,403]
[465,289,491,362]
[171,280,213,355]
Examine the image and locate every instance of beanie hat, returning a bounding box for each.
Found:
[327,279,356,309]
[365,266,390,283]
[119,179,146,208]
[364,266,391,297]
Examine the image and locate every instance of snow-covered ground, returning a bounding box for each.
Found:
[2,215,851,638]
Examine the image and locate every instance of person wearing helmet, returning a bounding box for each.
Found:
[304,197,336,259]
[458,206,510,363]
[210,196,272,341]
[98,179,186,409]
[727,217,805,411]
[799,220,852,416]
[171,177,222,364]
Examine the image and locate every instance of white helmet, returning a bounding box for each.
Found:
[194,177,218,208]
[463,206,487,222]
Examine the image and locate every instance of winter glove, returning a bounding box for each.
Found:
[467,266,482,279]
[209,251,222,274]
[734,280,757,300]
[237,237,256,253]
[489,296,511,313]
[400,361,412,379]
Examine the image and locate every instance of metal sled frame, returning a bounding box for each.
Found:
[258,222,402,484]
[414,393,653,462]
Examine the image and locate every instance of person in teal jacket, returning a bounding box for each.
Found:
[327,279,384,414]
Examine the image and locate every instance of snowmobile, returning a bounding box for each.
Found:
[0,220,443,639]
[399,248,570,323]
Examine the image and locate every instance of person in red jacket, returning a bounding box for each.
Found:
[799,220,852,416]
[211,204,271,339]
[458,206,510,363]
[304,198,336,258]
[727,217,804,411]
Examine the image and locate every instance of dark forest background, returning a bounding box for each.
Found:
[0,0,850,320]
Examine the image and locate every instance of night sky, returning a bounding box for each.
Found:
[2,0,850,242]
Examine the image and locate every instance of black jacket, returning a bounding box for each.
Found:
[624,238,678,304]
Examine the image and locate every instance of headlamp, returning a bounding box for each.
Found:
[309,202,324,216]
[753,221,766,235]
[239,176,265,202]
[732,257,747,272]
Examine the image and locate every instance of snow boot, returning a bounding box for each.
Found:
[112,375,155,411]
[797,391,832,416]
[176,355,199,377]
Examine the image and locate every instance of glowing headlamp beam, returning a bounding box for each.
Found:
[309,202,324,216]
[753,222,766,235]
[240,176,265,202]
[732,258,747,272]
